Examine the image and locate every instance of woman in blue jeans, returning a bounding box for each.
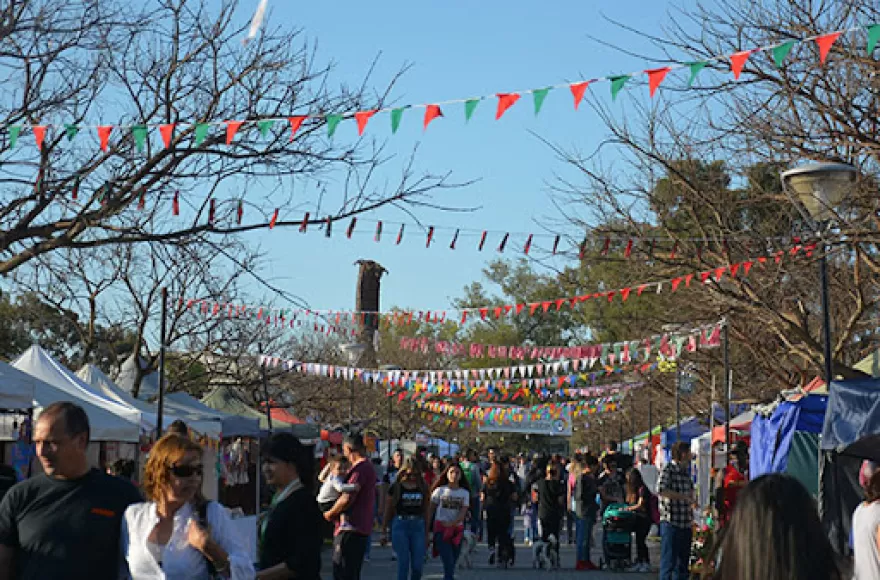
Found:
[383,459,429,580]
[428,464,471,580]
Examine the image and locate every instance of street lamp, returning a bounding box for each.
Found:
[340,343,367,431]
[781,162,857,390]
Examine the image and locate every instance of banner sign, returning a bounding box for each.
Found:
[478,404,572,436]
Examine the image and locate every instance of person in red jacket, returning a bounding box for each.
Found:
[715,441,748,526]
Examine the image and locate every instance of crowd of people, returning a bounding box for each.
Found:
[0,401,875,580]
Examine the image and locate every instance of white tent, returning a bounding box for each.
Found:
[0,360,38,410]
[114,354,160,401]
[165,392,259,438]
[11,346,142,442]
[76,365,222,439]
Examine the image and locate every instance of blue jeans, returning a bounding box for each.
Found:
[364,531,372,558]
[468,496,481,535]
[392,517,425,580]
[576,514,595,562]
[660,522,692,580]
[434,532,460,580]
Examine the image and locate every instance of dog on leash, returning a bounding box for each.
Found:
[531,534,560,570]
[456,530,478,569]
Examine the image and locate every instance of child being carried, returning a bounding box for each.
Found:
[317,456,361,530]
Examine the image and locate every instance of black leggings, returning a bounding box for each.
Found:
[539,516,561,550]
[486,507,512,551]
[633,516,651,563]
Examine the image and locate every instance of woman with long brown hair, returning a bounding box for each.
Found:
[120,433,254,579]
[383,458,429,580]
[429,463,470,580]
[623,468,653,572]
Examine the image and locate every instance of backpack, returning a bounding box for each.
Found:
[646,488,660,525]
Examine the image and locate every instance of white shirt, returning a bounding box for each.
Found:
[120,501,255,580]
[431,486,470,523]
[853,501,880,580]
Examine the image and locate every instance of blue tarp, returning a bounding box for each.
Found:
[821,377,880,461]
[750,394,827,479]
[660,416,708,446]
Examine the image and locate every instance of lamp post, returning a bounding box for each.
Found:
[340,343,367,431]
[781,162,857,390]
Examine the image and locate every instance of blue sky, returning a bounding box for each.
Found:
[241,0,695,314]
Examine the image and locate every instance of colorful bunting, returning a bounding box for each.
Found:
[355,110,376,135]
[225,120,243,144]
[288,116,306,140]
[815,32,841,65]
[729,50,752,79]
[97,126,112,151]
[160,124,175,148]
[495,93,520,120]
[570,82,589,109]
[646,67,671,97]
[423,105,442,130]
[32,126,46,150]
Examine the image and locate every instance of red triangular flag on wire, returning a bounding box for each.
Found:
[495,93,520,120]
[269,208,279,229]
[621,287,632,302]
[97,126,113,151]
[478,231,487,251]
[424,105,442,130]
[355,110,376,135]
[288,116,307,140]
[646,67,671,97]
[160,124,175,148]
[729,50,752,79]
[346,218,357,238]
[671,277,682,292]
[225,120,243,145]
[32,126,46,150]
[815,32,841,65]
[743,260,754,275]
[172,191,180,216]
[208,198,216,224]
[236,200,243,224]
[624,239,633,258]
[523,234,533,255]
[570,82,589,109]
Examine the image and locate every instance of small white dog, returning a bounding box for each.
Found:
[456,530,478,569]
[531,534,560,570]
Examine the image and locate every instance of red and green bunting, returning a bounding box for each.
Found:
[4,26,877,149]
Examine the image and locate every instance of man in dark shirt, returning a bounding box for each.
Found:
[0,401,142,580]
[324,432,376,580]
[536,463,565,563]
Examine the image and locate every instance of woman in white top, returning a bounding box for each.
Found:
[853,468,880,580]
[429,463,471,580]
[120,433,254,579]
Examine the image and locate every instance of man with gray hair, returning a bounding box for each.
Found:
[0,402,141,580]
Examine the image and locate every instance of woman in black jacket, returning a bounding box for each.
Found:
[256,433,322,580]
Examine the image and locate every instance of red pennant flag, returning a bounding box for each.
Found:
[529,303,539,316]
[670,242,678,259]
[299,212,310,233]
[269,208,279,229]
[160,124,175,148]
[288,116,307,140]
[729,262,740,277]
[552,235,560,255]
[137,189,145,210]
[460,311,468,324]
[396,224,404,245]
[495,93,520,120]
[236,200,243,224]
[478,231,487,251]
[700,271,711,284]
[497,233,509,252]
[97,126,113,151]
[570,82,589,109]
[542,301,552,313]
[714,267,725,281]
[646,67,671,97]
[355,110,376,135]
[624,239,633,258]
[72,179,79,201]
[621,287,632,302]
[743,261,754,275]
[423,105,442,130]
[515,303,524,315]
[450,229,459,249]
[606,291,616,303]
[31,126,48,151]
[346,218,357,238]
[601,237,610,255]
[815,32,841,65]
[672,277,682,292]
[426,226,435,248]
[172,191,180,216]
[637,284,648,296]
[225,120,243,144]
[479,308,488,320]
[729,50,752,79]
[685,273,694,287]
[523,234,533,255]
[208,198,215,224]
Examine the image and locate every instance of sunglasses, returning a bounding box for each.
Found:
[169,464,203,478]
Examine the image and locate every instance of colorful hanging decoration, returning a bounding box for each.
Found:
[2,25,871,149]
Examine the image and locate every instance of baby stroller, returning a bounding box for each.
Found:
[600,503,636,571]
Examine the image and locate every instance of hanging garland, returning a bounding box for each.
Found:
[3,26,877,148]
[395,380,643,403]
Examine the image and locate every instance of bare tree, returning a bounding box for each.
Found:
[0,0,464,275]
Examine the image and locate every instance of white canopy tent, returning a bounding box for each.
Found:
[114,355,159,401]
[165,392,260,438]
[0,360,38,410]
[11,346,142,442]
[76,365,222,439]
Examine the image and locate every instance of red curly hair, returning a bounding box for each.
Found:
[143,433,204,502]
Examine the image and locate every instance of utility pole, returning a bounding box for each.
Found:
[156,287,167,440]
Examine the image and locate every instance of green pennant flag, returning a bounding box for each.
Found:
[194,123,210,145]
[65,124,79,141]
[8,125,20,148]
[533,88,550,115]
[326,114,343,137]
[464,99,480,122]
[772,40,796,67]
[610,76,630,100]
[686,61,708,86]
[868,24,880,54]
[131,125,148,153]
[257,119,274,138]
[391,108,404,134]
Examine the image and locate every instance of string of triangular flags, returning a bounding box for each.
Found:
[400,321,721,361]
[414,397,623,428]
[193,245,811,333]
[395,380,643,403]
[4,25,877,149]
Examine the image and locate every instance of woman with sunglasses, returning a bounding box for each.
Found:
[120,433,254,579]
[383,458,429,580]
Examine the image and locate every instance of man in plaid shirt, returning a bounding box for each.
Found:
[657,441,695,580]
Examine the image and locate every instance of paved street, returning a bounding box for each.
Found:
[358,517,659,579]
